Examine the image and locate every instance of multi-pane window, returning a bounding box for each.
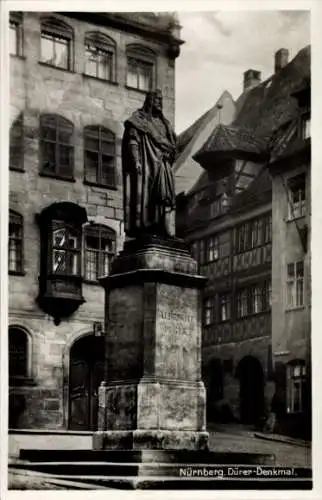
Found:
[52,222,81,276]
[40,114,74,179]
[40,18,73,70]
[235,214,272,253]
[9,13,23,56]
[9,211,23,274]
[286,261,304,308]
[84,32,115,81]
[210,197,223,218]
[219,293,231,322]
[288,174,306,219]
[10,113,24,171]
[84,225,116,281]
[287,362,307,413]
[9,327,28,380]
[126,45,155,92]
[203,297,214,326]
[84,126,116,188]
[236,282,271,318]
[207,235,219,262]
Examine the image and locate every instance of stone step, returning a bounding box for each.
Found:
[19,448,275,465]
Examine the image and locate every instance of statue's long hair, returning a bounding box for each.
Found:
[142,89,163,116]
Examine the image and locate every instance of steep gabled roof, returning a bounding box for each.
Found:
[194,45,310,166]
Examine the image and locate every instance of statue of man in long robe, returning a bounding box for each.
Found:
[122,89,177,239]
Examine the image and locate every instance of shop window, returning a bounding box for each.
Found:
[84,224,116,282]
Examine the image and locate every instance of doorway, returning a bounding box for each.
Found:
[69,334,105,430]
[236,355,264,425]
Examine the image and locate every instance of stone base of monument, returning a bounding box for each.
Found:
[91,236,276,488]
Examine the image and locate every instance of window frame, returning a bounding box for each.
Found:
[206,235,220,263]
[50,220,82,277]
[84,224,116,283]
[236,281,271,319]
[10,113,24,172]
[235,214,272,253]
[287,174,306,221]
[126,44,156,92]
[84,31,116,82]
[286,260,304,309]
[9,12,23,57]
[39,114,75,181]
[9,210,24,275]
[286,361,307,414]
[203,296,214,326]
[218,292,231,323]
[83,125,117,189]
[40,17,74,71]
[9,326,33,385]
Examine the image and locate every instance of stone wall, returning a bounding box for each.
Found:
[9,11,176,429]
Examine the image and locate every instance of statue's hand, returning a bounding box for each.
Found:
[135,162,142,175]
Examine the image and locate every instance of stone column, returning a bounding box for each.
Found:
[93,235,208,451]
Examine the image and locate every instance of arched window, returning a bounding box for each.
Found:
[84,224,116,282]
[10,112,24,171]
[84,31,116,82]
[10,12,23,57]
[84,125,116,188]
[9,210,23,274]
[126,44,156,92]
[9,327,28,381]
[40,114,74,179]
[40,17,73,70]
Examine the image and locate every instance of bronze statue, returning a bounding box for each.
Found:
[122,89,177,239]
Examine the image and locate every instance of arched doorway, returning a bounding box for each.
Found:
[69,334,105,431]
[236,355,264,425]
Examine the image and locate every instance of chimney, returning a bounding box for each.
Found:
[243,69,261,91]
[275,48,289,72]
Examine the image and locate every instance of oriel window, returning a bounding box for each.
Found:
[52,222,81,276]
[40,114,74,179]
[9,211,23,274]
[84,126,116,188]
[84,225,116,282]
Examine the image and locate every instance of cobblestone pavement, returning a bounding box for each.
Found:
[208,425,311,468]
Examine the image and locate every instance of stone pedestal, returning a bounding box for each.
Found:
[93,235,208,451]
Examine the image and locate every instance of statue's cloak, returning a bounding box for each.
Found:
[122,109,177,237]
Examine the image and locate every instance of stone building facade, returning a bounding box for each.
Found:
[176,46,310,433]
[8,10,182,430]
[268,78,311,438]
